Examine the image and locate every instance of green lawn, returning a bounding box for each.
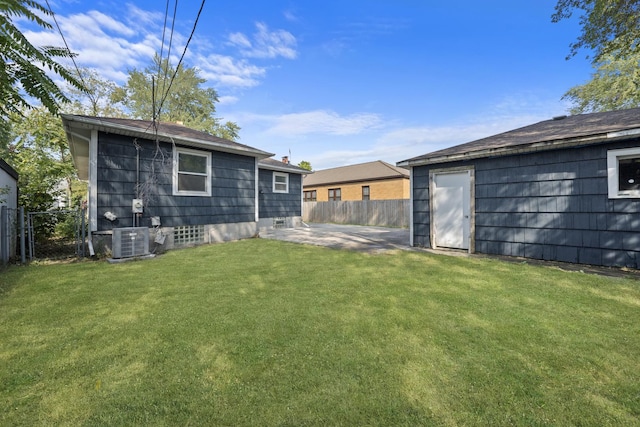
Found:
[1,239,639,426]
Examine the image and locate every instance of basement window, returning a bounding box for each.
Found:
[174,225,205,246]
[607,147,640,198]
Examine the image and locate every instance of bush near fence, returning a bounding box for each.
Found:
[303,200,409,228]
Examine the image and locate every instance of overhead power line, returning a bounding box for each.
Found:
[157,0,179,120]
[155,0,206,120]
[44,0,96,111]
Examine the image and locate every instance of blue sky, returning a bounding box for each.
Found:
[26,0,592,169]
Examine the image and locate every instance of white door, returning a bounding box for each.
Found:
[433,171,471,250]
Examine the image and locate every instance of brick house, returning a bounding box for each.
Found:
[303,160,409,202]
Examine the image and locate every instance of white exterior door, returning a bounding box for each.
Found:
[432,171,471,250]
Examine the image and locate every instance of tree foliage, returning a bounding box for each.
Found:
[297,160,312,171]
[112,55,241,140]
[563,52,640,114]
[63,68,126,117]
[552,0,640,61]
[1,107,77,214]
[0,0,85,119]
[554,1,640,113]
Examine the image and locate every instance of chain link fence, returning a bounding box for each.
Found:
[26,209,87,261]
[1,207,88,265]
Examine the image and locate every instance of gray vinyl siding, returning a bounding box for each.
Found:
[96,133,256,231]
[412,139,640,268]
[258,169,302,218]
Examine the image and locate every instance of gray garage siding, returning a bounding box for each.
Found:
[412,140,640,268]
[258,169,302,218]
[96,133,256,231]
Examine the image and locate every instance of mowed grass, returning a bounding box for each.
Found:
[1,239,639,426]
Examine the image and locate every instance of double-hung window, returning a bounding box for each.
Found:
[362,185,370,200]
[273,172,289,193]
[328,188,341,201]
[173,147,211,196]
[607,147,640,198]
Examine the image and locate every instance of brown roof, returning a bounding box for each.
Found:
[62,114,273,157]
[303,160,409,187]
[398,107,640,167]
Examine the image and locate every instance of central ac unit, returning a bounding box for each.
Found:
[112,227,150,259]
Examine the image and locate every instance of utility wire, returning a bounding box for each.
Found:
[155,0,206,119]
[158,0,179,113]
[155,0,171,121]
[44,0,96,112]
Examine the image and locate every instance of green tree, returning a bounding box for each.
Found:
[0,0,85,119]
[112,55,240,140]
[552,0,640,61]
[553,1,640,113]
[2,108,73,213]
[563,52,640,114]
[63,68,126,117]
[297,160,312,171]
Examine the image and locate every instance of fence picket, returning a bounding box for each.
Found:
[303,200,409,228]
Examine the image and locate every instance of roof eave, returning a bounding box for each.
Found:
[398,133,617,168]
[61,114,274,159]
[303,174,409,187]
[259,163,313,174]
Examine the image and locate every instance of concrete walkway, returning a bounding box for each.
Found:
[260,223,410,253]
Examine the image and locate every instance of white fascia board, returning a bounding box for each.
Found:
[61,114,274,159]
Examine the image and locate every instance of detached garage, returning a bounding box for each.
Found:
[397,108,640,269]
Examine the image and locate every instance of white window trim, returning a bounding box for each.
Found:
[173,147,212,197]
[273,172,289,193]
[607,147,640,199]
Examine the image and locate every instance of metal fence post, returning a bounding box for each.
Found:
[19,206,25,264]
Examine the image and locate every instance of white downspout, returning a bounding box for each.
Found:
[88,130,98,256]
[409,166,414,247]
[254,158,259,223]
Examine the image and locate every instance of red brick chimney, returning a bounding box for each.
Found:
[282,156,289,164]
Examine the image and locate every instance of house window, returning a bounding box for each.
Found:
[328,188,341,201]
[273,172,289,193]
[304,190,317,201]
[173,147,211,196]
[362,185,370,201]
[607,147,640,198]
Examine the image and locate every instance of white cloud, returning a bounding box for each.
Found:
[196,54,266,88]
[283,10,299,22]
[263,110,383,136]
[228,32,252,49]
[288,104,568,170]
[19,5,296,90]
[229,22,297,59]
[218,95,239,105]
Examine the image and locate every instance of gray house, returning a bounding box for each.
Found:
[62,115,308,255]
[257,157,309,230]
[397,108,640,269]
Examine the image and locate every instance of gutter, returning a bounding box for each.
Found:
[61,114,274,160]
[397,133,621,168]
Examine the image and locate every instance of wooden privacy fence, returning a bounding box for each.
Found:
[303,200,409,228]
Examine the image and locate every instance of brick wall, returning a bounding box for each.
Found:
[306,178,409,201]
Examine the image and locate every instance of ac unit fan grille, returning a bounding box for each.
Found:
[112,227,150,258]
